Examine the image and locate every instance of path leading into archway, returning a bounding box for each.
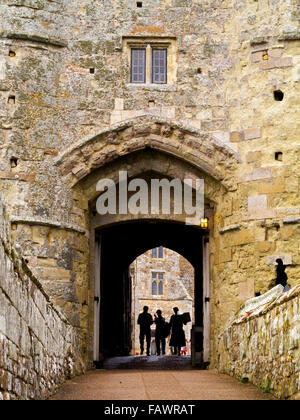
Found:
[50,365,275,400]
[103,356,193,370]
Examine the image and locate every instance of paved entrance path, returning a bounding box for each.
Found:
[50,364,275,400]
[103,355,193,370]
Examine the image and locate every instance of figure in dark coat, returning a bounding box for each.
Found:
[137,306,153,356]
[275,258,290,292]
[169,307,186,356]
[154,310,166,356]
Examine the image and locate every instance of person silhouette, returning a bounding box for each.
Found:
[137,306,153,356]
[275,258,290,292]
[169,307,186,356]
[154,310,166,356]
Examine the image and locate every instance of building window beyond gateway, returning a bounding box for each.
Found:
[152,246,164,259]
[152,272,164,295]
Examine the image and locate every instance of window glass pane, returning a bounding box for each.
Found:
[152,248,157,258]
[158,281,163,295]
[152,281,157,295]
[152,272,157,279]
[158,246,164,259]
[131,49,145,83]
[152,49,167,84]
[158,273,164,280]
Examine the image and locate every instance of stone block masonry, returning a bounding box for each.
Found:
[218,285,300,400]
[0,0,299,375]
[0,199,82,400]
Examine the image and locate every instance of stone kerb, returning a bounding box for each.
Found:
[54,116,241,190]
[234,285,285,323]
[243,285,284,312]
[224,284,300,327]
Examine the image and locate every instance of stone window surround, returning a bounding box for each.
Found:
[123,36,177,88]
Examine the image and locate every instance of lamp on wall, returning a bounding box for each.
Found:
[200,218,208,229]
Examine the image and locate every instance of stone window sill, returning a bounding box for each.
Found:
[125,83,177,92]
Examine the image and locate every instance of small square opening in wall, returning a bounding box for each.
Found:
[275,152,283,161]
[274,90,284,101]
[90,68,95,74]
[137,2,143,7]
[10,157,18,168]
[8,95,15,104]
[9,51,16,57]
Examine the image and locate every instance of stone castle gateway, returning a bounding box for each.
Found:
[0,0,299,399]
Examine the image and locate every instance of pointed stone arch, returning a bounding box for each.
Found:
[54,116,241,192]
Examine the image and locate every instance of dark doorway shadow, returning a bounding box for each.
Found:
[103,355,194,370]
[97,220,205,366]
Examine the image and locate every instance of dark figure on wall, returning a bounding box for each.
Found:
[275,258,290,292]
[137,306,153,356]
[169,307,186,356]
[154,310,166,356]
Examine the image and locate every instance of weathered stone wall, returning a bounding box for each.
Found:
[0,199,82,400]
[0,0,299,369]
[218,285,300,400]
[211,0,300,354]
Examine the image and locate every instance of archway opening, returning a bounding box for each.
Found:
[131,246,195,357]
[94,220,209,368]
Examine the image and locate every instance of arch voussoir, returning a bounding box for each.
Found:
[54,116,241,189]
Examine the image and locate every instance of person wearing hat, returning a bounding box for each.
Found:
[169,307,186,356]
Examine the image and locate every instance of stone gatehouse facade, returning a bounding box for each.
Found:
[0,0,299,399]
[131,247,194,355]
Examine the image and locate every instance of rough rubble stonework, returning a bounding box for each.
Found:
[0,198,82,400]
[0,0,299,399]
[218,284,300,400]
